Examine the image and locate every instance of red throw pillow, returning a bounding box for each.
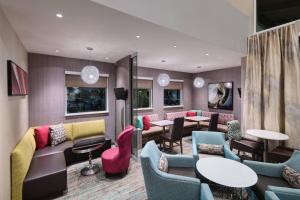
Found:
[143,115,151,130]
[34,125,50,149]
[187,111,196,117]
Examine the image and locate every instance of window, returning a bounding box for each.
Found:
[133,78,153,110]
[65,73,108,116]
[164,81,183,107]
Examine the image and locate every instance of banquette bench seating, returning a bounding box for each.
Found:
[135,110,234,145]
[11,119,111,200]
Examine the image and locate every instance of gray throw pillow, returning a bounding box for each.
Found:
[49,123,67,146]
[158,154,168,173]
[282,165,300,189]
[197,144,224,156]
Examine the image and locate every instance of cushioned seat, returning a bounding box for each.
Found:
[142,126,165,136]
[217,124,228,132]
[253,175,291,200]
[34,141,74,158]
[200,121,209,127]
[168,167,196,178]
[198,153,224,159]
[184,121,198,128]
[102,147,119,160]
[23,153,67,200]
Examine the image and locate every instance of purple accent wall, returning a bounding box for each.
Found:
[28,53,117,140]
[136,67,194,119]
[192,66,242,122]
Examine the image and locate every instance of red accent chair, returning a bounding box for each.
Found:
[101,125,134,175]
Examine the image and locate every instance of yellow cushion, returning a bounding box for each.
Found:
[11,128,36,200]
[72,120,105,140]
[63,123,73,140]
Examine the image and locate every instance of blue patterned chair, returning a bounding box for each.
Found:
[244,150,300,200]
[140,141,214,200]
[192,131,240,166]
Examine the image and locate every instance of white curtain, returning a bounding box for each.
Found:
[243,23,300,149]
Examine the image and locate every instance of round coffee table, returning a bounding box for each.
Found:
[246,129,289,161]
[72,144,104,176]
[196,157,257,199]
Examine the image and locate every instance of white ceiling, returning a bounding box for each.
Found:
[0,0,250,73]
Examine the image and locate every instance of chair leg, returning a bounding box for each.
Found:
[180,140,183,154]
[163,139,166,150]
[170,141,173,151]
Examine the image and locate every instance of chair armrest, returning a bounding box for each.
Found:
[224,144,240,162]
[267,186,300,200]
[165,154,194,168]
[200,183,214,200]
[243,160,283,177]
[192,134,199,166]
[265,191,280,200]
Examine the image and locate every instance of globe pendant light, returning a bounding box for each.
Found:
[157,73,170,87]
[193,77,205,88]
[81,47,99,84]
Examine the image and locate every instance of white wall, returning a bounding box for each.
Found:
[0,7,28,200]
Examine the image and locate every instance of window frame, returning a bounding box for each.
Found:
[163,79,184,108]
[133,76,153,111]
[64,71,109,116]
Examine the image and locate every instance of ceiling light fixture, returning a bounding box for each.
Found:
[193,77,205,88]
[81,47,99,85]
[161,60,166,63]
[136,35,141,39]
[205,53,209,56]
[56,13,63,18]
[105,57,109,60]
[55,49,60,53]
[157,73,170,87]
[173,45,177,48]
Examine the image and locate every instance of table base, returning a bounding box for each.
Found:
[81,164,100,176]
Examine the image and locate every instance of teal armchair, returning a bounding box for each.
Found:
[192,131,240,166]
[244,150,300,200]
[140,141,214,200]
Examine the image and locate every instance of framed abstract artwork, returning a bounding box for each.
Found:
[7,60,29,96]
[208,82,233,110]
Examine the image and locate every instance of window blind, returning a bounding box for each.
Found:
[65,74,107,88]
[165,81,183,90]
[137,79,153,89]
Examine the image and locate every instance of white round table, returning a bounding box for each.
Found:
[196,157,257,188]
[246,129,289,161]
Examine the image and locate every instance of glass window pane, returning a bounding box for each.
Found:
[67,87,106,113]
[134,88,150,108]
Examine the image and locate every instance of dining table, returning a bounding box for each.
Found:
[185,116,210,129]
[246,129,289,162]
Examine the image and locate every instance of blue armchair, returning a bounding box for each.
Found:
[140,141,214,200]
[192,131,240,166]
[244,150,300,200]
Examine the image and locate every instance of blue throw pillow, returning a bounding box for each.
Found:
[136,116,144,130]
[192,110,202,116]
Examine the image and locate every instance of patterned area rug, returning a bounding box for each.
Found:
[55,136,249,200]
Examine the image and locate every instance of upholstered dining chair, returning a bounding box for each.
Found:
[244,150,300,200]
[192,131,240,166]
[140,141,214,200]
[160,117,185,154]
[227,120,264,161]
[208,113,219,131]
[101,125,134,176]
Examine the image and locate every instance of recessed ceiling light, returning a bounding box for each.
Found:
[105,57,109,60]
[161,60,166,63]
[197,66,202,68]
[56,13,63,18]
[136,35,141,39]
[205,53,209,56]
[55,49,60,53]
[173,45,177,48]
